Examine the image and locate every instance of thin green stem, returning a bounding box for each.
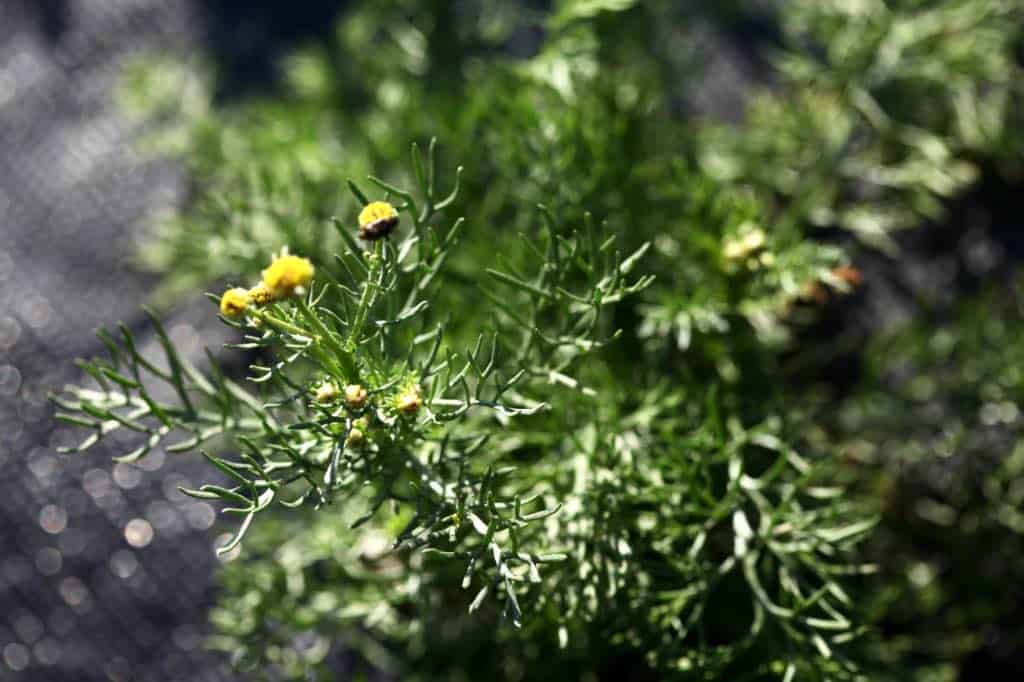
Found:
[349,240,384,348]
[296,300,360,382]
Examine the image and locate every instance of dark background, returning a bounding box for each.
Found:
[0,2,349,680]
[1,1,1021,680]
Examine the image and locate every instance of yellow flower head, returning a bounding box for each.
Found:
[344,384,369,409]
[248,282,276,306]
[358,201,399,240]
[395,384,422,416]
[262,254,314,299]
[219,287,250,318]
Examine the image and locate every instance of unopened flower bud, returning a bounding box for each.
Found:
[722,224,766,262]
[395,384,422,416]
[315,381,339,404]
[344,384,369,409]
[345,427,366,447]
[345,417,370,447]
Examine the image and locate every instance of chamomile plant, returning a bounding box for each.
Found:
[53,143,652,633]
[51,0,1024,679]
[53,146,879,682]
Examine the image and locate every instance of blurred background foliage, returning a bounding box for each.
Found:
[106,0,1024,680]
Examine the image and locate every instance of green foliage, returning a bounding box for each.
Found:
[699,0,1023,251]
[52,0,1024,680]
[56,149,653,614]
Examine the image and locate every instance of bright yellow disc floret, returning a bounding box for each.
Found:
[261,255,315,299]
[359,201,398,227]
[219,287,250,318]
[248,282,276,305]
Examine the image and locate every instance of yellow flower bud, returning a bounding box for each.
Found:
[344,384,369,409]
[722,224,767,262]
[358,201,399,240]
[261,254,315,299]
[219,288,250,318]
[740,228,765,252]
[345,417,370,447]
[314,381,339,404]
[345,427,365,447]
